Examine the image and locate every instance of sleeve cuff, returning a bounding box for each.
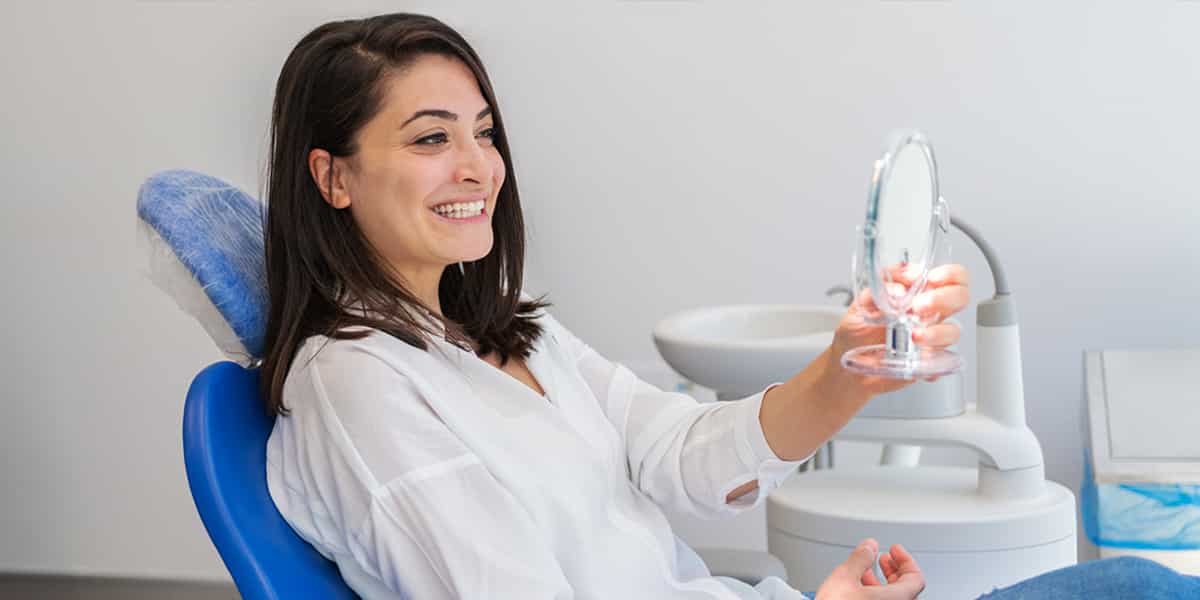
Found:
[742,382,812,466]
[729,383,814,505]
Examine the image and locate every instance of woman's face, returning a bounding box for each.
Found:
[325,54,506,284]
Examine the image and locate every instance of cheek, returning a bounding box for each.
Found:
[490,150,506,188]
[384,167,442,221]
[353,173,433,238]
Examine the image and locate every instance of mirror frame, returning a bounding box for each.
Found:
[863,130,943,319]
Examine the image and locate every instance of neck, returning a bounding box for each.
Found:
[395,262,447,318]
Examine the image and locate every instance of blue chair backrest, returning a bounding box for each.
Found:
[138,170,358,598]
[185,361,358,600]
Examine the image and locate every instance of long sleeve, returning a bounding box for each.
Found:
[540,313,811,520]
[267,337,574,600]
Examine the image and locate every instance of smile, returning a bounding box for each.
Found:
[430,199,487,223]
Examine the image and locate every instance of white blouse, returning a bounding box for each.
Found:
[266,309,811,599]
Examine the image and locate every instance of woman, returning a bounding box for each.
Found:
[259,13,1199,600]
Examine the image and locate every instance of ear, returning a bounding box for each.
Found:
[307,148,352,209]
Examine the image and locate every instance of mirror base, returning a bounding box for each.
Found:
[841,345,962,380]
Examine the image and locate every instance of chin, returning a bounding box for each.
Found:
[448,240,494,264]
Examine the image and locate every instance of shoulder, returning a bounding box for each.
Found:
[283,328,442,418]
[292,328,401,380]
[298,324,454,376]
[523,302,594,363]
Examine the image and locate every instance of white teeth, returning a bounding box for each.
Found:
[433,200,484,219]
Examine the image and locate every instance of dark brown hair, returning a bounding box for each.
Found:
[260,13,549,416]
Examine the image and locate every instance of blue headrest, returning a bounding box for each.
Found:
[137,170,267,361]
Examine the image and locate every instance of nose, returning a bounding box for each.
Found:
[453,136,492,186]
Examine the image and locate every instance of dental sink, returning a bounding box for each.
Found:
[652,304,844,400]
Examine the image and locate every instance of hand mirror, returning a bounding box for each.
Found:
[841,130,962,379]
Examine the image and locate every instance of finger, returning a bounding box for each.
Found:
[838,538,879,578]
[854,288,881,312]
[882,261,925,287]
[889,544,922,577]
[848,290,885,326]
[913,321,960,347]
[912,284,969,320]
[869,574,925,599]
[876,545,926,597]
[925,263,969,289]
[881,263,969,295]
[879,551,898,583]
[860,565,882,587]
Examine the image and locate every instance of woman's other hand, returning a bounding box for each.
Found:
[815,538,926,600]
[829,263,971,396]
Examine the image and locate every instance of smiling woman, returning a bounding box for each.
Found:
[256,13,822,600]
[260,14,548,418]
[258,11,931,600]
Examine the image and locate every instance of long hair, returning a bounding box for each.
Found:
[260,13,549,416]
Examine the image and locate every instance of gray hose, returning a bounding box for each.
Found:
[825,285,854,307]
[950,216,1009,296]
[828,216,1008,301]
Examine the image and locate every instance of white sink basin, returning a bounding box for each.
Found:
[652,304,844,399]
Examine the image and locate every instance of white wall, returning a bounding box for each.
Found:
[3,0,1197,582]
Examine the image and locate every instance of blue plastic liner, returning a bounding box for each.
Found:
[1082,451,1200,551]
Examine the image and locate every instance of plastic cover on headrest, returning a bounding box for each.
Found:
[137,170,268,365]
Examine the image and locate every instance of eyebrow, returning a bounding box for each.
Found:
[401,106,493,128]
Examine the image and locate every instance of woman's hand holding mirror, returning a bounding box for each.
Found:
[829,270,967,396]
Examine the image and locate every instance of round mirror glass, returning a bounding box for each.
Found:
[874,140,936,314]
[843,130,962,379]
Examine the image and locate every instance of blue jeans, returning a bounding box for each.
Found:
[976,556,1200,599]
[799,556,1200,599]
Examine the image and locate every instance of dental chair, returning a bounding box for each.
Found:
[138,170,355,599]
[137,169,786,599]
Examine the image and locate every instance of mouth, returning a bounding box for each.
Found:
[430,198,488,224]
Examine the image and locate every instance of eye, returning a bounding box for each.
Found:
[476,127,497,144]
[415,132,447,146]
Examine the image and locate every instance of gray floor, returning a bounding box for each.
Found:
[0,574,239,599]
